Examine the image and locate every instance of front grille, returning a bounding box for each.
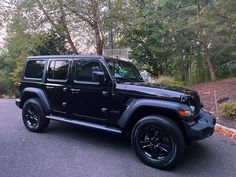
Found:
[190,94,201,116]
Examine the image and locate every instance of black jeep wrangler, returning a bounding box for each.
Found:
[16,55,216,169]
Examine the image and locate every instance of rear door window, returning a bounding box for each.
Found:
[48,60,69,81]
[25,60,45,79]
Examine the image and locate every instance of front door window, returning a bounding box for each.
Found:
[74,60,104,83]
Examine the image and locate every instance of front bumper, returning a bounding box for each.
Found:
[185,109,216,140]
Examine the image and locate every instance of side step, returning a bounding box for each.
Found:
[46,115,122,134]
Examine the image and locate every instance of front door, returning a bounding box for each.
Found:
[70,59,112,121]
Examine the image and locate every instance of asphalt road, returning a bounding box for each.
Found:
[0,99,236,177]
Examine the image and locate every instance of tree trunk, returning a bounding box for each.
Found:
[37,0,78,54]
[205,53,216,82]
[66,0,104,55]
[203,45,216,81]
[92,0,103,55]
[58,0,78,54]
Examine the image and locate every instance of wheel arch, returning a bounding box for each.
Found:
[118,99,188,139]
[20,87,51,113]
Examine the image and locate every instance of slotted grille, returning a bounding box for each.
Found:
[190,94,201,116]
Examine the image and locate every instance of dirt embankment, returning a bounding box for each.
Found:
[189,78,236,129]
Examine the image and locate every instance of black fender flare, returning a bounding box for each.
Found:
[19,87,51,113]
[117,98,190,128]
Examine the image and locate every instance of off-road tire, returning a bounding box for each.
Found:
[131,115,185,170]
[22,98,50,132]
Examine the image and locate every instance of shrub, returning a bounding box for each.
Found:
[10,51,29,85]
[155,76,184,86]
[220,101,236,120]
[0,70,16,97]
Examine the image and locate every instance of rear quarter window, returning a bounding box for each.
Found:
[24,60,45,79]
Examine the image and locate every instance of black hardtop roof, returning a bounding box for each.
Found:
[26,55,130,63]
[27,55,103,60]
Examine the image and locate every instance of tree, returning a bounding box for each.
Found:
[65,0,105,55]
[10,30,70,85]
[35,0,78,54]
[12,0,112,55]
[1,0,236,92]
[194,0,236,81]
[119,0,236,82]
[120,1,174,77]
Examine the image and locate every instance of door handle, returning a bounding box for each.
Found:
[102,91,109,96]
[46,86,54,89]
[63,87,68,92]
[71,88,81,93]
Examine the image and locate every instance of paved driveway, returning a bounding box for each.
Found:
[0,99,235,177]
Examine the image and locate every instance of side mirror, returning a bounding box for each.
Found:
[92,71,105,83]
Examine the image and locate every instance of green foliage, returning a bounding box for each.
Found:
[9,31,70,86]
[5,31,44,86]
[1,0,236,97]
[119,0,236,83]
[34,31,70,55]
[10,51,30,85]
[155,76,184,86]
[0,70,15,97]
[0,2,72,97]
[220,101,236,120]
[121,1,175,77]
[0,6,70,96]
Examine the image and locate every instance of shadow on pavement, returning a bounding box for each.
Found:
[46,121,219,172]
[46,121,130,148]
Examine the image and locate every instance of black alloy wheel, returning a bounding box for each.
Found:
[24,104,40,129]
[139,126,175,161]
[22,98,50,132]
[131,115,185,169]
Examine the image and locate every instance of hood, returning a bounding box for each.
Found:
[117,82,198,102]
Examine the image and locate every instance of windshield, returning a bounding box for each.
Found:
[105,58,144,83]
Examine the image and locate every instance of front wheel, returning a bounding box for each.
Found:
[22,98,50,132]
[131,115,185,170]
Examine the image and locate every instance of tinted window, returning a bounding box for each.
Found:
[105,58,143,83]
[25,60,45,79]
[48,60,69,80]
[75,60,103,82]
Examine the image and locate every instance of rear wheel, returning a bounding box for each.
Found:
[131,115,185,169]
[22,98,50,132]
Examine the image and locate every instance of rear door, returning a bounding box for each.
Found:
[45,59,71,114]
